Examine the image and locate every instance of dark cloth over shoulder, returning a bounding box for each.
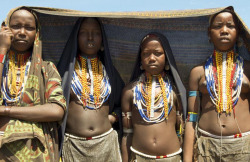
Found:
[57,18,125,154]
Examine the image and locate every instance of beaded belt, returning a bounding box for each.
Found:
[130,146,182,159]
[0,131,4,136]
[65,128,113,140]
[198,127,250,139]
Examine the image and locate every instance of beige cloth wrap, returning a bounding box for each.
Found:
[62,130,122,162]
[196,135,250,162]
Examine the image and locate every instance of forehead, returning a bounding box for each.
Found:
[141,37,162,49]
[212,12,235,23]
[10,9,35,24]
[80,18,101,29]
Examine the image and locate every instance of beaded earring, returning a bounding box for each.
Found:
[165,64,170,71]
[140,64,144,70]
[100,45,104,51]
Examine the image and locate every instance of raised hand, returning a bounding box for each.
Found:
[0,21,13,53]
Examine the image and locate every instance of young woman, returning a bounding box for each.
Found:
[183,8,250,161]
[0,7,66,161]
[57,18,124,162]
[121,32,186,162]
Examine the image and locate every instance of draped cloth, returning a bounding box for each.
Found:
[0,7,66,161]
[56,18,125,154]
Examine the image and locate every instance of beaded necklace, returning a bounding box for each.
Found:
[1,51,31,103]
[71,55,111,109]
[133,72,173,123]
[205,50,243,114]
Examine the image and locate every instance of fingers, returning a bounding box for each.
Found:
[1,21,5,27]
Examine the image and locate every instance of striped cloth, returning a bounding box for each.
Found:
[13,6,249,87]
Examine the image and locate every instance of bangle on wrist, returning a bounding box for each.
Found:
[0,54,6,64]
[4,106,11,116]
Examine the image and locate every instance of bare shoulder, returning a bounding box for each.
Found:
[189,63,205,90]
[190,63,204,78]
[121,81,136,112]
[122,81,136,95]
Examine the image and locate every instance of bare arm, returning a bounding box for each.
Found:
[174,88,184,145]
[0,103,64,122]
[121,84,133,162]
[183,66,201,162]
[0,24,13,91]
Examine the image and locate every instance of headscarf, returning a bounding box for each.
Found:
[130,32,187,119]
[1,7,66,161]
[5,7,45,104]
[57,17,124,153]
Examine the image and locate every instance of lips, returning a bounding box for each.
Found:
[219,37,230,41]
[87,42,95,48]
[15,39,28,43]
[148,64,158,68]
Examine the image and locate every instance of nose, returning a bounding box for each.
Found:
[221,26,228,35]
[149,53,156,62]
[88,32,93,40]
[19,27,26,38]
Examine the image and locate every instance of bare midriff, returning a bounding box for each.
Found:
[131,107,180,156]
[65,91,112,137]
[198,75,250,136]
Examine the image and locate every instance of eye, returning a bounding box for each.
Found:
[212,25,222,29]
[94,31,101,35]
[10,25,21,30]
[227,24,235,29]
[155,52,163,56]
[25,26,36,31]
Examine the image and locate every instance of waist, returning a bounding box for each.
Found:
[130,146,182,159]
[65,128,113,140]
[198,127,250,139]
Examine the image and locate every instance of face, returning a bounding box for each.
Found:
[141,37,166,75]
[209,12,238,52]
[9,9,36,53]
[78,18,102,57]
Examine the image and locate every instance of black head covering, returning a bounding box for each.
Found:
[130,32,187,119]
[57,17,124,154]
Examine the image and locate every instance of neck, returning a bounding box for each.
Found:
[9,50,31,62]
[145,71,165,78]
[79,53,98,59]
[10,47,32,55]
[214,48,234,54]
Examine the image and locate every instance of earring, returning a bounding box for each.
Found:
[100,45,104,51]
[140,65,144,70]
[165,64,170,71]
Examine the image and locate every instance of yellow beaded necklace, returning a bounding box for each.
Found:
[214,50,234,113]
[8,51,31,99]
[75,56,103,106]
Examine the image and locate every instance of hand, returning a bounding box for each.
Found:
[108,114,116,124]
[0,22,13,53]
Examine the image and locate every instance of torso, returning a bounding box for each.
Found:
[197,60,250,135]
[66,57,112,137]
[130,77,180,155]
[65,90,112,137]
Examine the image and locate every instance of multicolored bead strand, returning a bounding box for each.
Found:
[205,50,243,114]
[72,56,111,109]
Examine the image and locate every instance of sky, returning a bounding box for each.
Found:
[1,0,250,28]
